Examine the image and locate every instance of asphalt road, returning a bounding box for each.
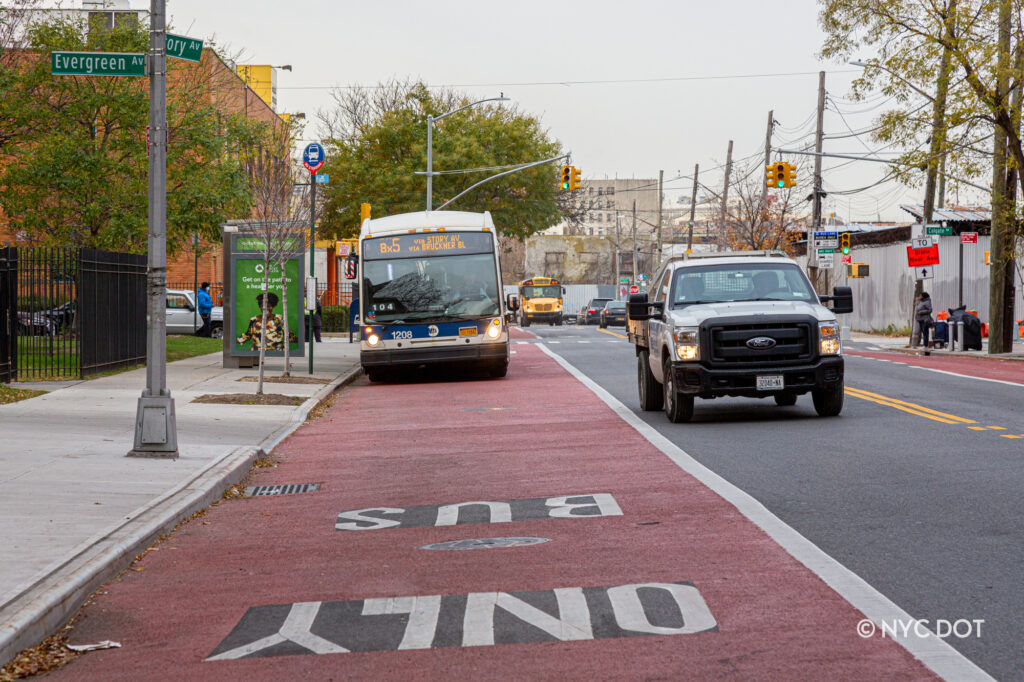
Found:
[521,322,1024,681]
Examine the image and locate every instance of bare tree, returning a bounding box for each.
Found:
[244,123,309,393]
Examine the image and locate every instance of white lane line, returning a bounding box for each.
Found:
[577,341,590,344]
[867,345,883,351]
[536,343,991,682]
[548,341,560,344]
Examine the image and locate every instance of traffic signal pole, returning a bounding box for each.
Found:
[809,71,825,293]
[129,0,176,458]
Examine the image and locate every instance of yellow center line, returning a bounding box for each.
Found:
[987,425,1006,430]
[844,387,976,424]
[1001,434,1022,439]
[597,328,627,339]
[844,389,961,424]
[968,426,989,431]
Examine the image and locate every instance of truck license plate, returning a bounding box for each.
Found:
[756,375,784,391]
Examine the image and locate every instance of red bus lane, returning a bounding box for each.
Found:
[847,349,1024,385]
[53,344,938,681]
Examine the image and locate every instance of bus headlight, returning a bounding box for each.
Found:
[486,318,502,339]
[366,331,381,346]
[674,327,699,361]
[819,321,841,355]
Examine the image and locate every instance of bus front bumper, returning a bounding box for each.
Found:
[361,342,509,368]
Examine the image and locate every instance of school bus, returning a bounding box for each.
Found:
[517,277,564,327]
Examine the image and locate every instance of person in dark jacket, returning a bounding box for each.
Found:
[313,300,322,342]
[915,291,934,347]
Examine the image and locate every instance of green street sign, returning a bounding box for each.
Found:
[51,51,146,77]
[619,277,630,284]
[817,248,835,254]
[167,34,203,63]
[925,224,953,236]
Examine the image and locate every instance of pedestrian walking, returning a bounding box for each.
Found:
[196,282,213,337]
[915,291,934,348]
[313,299,322,343]
[349,297,359,343]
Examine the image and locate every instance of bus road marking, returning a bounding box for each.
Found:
[336,493,622,531]
[206,581,717,660]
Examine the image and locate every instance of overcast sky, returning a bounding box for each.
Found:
[159,0,989,222]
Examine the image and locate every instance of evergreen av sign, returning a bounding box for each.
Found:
[51,51,146,77]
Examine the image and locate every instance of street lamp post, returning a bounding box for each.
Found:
[424,96,509,211]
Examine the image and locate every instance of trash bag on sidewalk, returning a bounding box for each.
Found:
[947,306,983,350]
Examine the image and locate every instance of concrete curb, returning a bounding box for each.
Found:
[880,346,1024,361]
[0,365,363,667]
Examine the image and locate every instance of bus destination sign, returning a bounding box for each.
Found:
[363,232,493,260]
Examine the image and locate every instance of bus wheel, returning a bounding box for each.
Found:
[488,361,508,378]
[365,368,387,383]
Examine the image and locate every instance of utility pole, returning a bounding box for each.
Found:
[615,212,621,300]
[688,164,699,253]
[632,200,638,280]
[656,169,664,266]
[809,71,825,293]
[129,0,176,458]
[762,110,773,207]
[720,140,733,251]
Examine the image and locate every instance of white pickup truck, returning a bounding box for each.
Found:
[626,251,853,422]
[166,289,224,337]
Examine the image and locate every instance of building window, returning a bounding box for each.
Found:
[597,187,603,196]
[545,252,565,268]
[608,187,615,195]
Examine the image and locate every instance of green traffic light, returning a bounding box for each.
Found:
[777,180,785,188]
[842,247,850,255]
[561,182,570,190]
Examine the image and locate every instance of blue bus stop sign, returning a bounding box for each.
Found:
[303,143,325,173]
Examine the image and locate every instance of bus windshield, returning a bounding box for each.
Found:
[521,285,560,299]
[363,253,500,322]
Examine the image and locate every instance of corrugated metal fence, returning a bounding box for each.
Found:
[803,237,1024,332]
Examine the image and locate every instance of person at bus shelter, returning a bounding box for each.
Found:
[236,291,298,351]
[195,282,213,337]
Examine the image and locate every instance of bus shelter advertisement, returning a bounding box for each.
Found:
[231,257,304,357]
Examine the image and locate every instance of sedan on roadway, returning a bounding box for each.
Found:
[599,300,627,328]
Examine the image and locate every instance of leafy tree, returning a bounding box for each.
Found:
[316,81,566,241]
[0,15,272,253]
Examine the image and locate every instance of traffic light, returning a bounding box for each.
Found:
[785,163,797,188]
[841,233,851,255]
[768,162,787,189]
[360,202,371,223]
[570,166,582,191]
[846,262,869,278]
[560,165,571,190]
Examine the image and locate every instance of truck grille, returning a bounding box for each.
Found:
[706,320,812,366]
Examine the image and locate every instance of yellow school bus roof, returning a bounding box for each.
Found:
[520,277,560,286]
[360,210,495,239]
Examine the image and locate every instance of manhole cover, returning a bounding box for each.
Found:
[421,537,549,551]
[244,483,320,497]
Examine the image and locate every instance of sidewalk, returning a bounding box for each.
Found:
[849,330,1024,361]
[0,339,362,666]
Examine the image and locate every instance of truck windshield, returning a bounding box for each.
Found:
[363,253,500,322]
[670,263,815,306]
[521,285,560,299]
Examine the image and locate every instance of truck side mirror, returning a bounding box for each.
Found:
[506,294,519,311]
[828,286,853,314]
[627,292,664,320]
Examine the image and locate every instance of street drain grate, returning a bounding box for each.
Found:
[421,537,549,550]
[244,483,320,497]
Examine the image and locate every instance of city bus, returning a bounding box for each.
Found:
[357,210,509,380]
[517,276,565,327]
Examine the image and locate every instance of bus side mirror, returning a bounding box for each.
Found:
[562,286,566,295]
[506,294,519,311]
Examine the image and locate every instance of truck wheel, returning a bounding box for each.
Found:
[812,380,844,417]
[663,359,694,423]
[774,393,797,406]
[600,319,607,329]
[210,323,223,339]
[637,350,663,411]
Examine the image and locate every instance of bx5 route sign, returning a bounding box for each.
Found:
[907,243,940,267]
[51,51,146,77]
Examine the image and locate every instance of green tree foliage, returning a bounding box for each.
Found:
[316,82,566,241]
[0,15,271,253]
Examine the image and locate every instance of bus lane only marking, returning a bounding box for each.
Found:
[335,493,622,531]
[206,581,717,660]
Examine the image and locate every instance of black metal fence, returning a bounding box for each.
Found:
[15,248,79,379]
[0,247,147,381]
[0,248,16,383]
[78,249,147,377]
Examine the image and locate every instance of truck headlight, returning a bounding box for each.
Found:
[819,321,841,355]
[674,327,699,361]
